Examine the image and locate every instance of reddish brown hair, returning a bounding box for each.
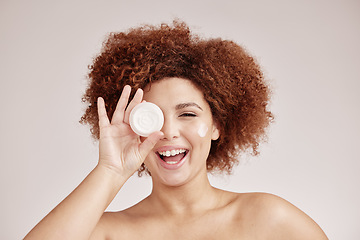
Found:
[81,20,273,175]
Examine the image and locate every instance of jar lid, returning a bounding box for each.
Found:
[129,102,164,137]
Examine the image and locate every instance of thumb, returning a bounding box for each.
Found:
[138,131,164,160]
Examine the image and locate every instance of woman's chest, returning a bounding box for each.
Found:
[110,211,255,240]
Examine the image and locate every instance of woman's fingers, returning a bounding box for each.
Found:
[138,131,164,160]
[123,88,143,124]
[111,85,132,125]
[97,97,110,128]
[99,85,145,138]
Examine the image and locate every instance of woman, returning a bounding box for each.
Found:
[25,21,328,239]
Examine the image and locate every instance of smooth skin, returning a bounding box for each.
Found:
[25,78,328,240]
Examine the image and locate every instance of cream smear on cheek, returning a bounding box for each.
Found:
[197,123,209,138]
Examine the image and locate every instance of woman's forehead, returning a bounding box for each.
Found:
[144,78,203,98]
[143,77,209,110]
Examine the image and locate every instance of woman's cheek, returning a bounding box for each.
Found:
[197,122,209,138]
[185,121,209,138]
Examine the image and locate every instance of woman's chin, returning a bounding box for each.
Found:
[155,171,192,187]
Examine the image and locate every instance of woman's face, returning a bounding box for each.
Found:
[142,77,219,186]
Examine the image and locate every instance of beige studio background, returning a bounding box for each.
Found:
[1,0,359,239]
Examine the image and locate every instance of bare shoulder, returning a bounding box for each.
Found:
[90,204,145,240]
[233,192,328,240]
[89,211,123,240]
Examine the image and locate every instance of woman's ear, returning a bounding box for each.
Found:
[211,122,220,140]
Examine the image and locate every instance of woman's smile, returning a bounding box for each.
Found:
[156,145,189,170]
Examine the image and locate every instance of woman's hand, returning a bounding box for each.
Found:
[24,86,162,240]
[97,85,163,177]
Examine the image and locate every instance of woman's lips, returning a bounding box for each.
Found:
[156,147,189,170]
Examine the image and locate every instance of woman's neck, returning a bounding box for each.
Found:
[146,172,223,217]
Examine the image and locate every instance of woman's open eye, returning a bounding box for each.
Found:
[179,112,197,117]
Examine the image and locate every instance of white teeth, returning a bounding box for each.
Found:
[158,149,186,157]
[166,161,178,165]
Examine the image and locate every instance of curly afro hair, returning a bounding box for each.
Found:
[80,20,273,175]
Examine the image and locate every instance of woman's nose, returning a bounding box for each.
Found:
[160,118,179,140]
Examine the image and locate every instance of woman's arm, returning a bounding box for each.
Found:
[24,86,163,240]
[24,165,126,239]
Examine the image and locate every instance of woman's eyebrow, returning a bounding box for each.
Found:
[175,102,203,111]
